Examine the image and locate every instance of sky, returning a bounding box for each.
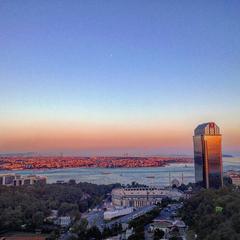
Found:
[0,1,240,156]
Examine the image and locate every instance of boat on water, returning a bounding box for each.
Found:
[101,172,112,175]
[146,176,155,178]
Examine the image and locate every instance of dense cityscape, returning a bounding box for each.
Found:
[0,156,192,171]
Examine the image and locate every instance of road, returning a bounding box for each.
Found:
[83,204,156,231]
[106,205,156,228]
[85,209,105,231]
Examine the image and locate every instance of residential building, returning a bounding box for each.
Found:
[226,171,240,186]
[0,174,16,186]
[0,174,47,186]
[55,216,71,227]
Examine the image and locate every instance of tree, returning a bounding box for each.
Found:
[0,182,117,232]
[102,227,111,238]
[32,211,44,228]
[181,188,240,239]
[58,202,78,216]
[86,226,102,240]
[154,229,165,239]
[231,213,240,233]
[70,219,88,236]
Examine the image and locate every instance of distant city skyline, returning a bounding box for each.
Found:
[0,1,240,155]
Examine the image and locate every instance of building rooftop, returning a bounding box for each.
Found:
[112,187,184,198]
[194,122,220,136]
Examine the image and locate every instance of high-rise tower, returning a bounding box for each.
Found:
[193,122,223,189]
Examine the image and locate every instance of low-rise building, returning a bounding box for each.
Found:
[104,207,133,220]
[0,174,17,186]
[0,173,47,186]
[149,218,186,239]
[149,219,173,232]
[148,203,187,240]
[55,216,71,227]
[112,187,184,208]
[230,175,240,186]
[226,171,240,186]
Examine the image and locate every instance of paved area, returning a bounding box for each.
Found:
[83,204,156,231]
[106,205,156,228]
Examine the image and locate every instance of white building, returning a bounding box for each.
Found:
[231,176,240,186]
[112,187,184,208]
[0,174,47,186]
[104,207,133,220]
[226,171,240,186]
[0,174,17,185]
[55,216,71,227]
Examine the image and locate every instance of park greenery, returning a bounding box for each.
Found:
[181,186,240,240]
[0,181,120,233]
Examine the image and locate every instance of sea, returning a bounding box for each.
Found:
[0,157,239,186]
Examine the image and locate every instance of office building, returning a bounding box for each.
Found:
[193,122,223,188]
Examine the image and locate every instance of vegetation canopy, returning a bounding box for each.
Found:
[0,182,119,232]
[181,187,240,240]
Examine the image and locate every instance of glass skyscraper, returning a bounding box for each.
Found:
[193,122,223,189]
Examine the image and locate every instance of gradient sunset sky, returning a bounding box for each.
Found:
[0,1,240,155]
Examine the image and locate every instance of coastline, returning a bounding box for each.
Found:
[0,163,181,172]
[0,156,193,171]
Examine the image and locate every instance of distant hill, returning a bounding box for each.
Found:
[0,152,37,157]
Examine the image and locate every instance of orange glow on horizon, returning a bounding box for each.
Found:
[0,121,239,153]
[0,121,191,152]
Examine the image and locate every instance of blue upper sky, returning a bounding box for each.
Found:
[0,1,240,155]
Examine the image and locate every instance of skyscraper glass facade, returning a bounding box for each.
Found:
[193,122,223,189]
